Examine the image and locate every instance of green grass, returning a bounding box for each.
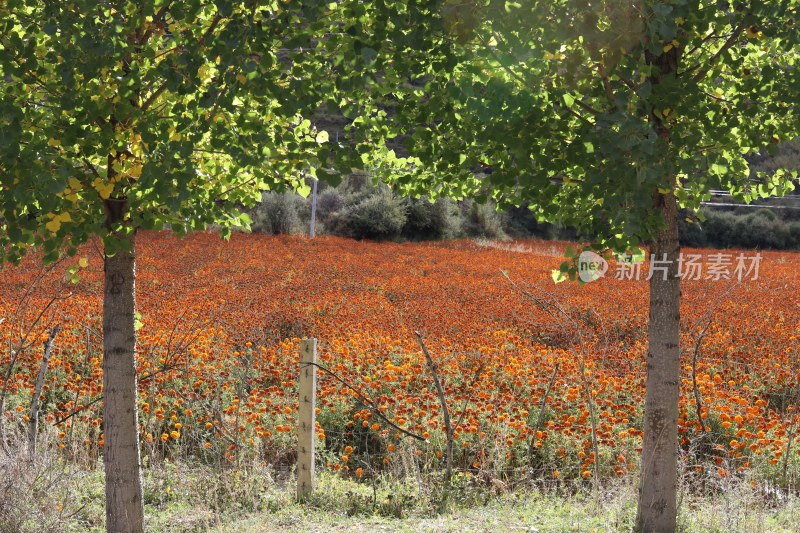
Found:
[4,453,797,532]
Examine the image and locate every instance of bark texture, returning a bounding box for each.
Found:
[103,234,144,533]
[635,191,681,533]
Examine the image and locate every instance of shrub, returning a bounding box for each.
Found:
[315,188,345,228]
[500,204,544,238]
[739,213,788,249]
[338,173,373,201]
[788,221,800,248]
[700,209,793,249]
[462,200,507,240]
[702,211,738,248]
[752,208,778,222]
[402,197,453,240]
[334,188,407,240]
[679,211,707,248]
[250,192,301,235]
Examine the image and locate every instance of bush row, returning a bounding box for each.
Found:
[247,176,575,242]
[246,178,800,250]
[681,208,800,250]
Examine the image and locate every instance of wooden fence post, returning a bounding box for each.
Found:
[297,338,317,499]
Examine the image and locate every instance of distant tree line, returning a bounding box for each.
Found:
[247,173,576,242]
[680,206,800,250]
[248,139,800,250]
[683,138,800,250]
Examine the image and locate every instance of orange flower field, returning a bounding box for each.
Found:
[1,232,799,485]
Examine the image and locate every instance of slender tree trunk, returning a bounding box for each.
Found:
[636,191,681,532]
[28,325,61,458]
[103,233,144,533]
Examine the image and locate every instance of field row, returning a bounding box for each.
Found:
[1,232,798,484]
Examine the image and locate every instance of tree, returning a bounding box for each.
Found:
[0,2,343,531]
[349,1,799,530]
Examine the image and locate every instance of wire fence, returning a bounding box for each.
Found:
[307,348,798,485]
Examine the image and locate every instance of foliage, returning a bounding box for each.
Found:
[695,209,800,249]
[750,138,800,176]
[349,0,800,263]
[333,187,408,240]
[0,1,344,263]
[250,192,302,235]
[402,196,456,240]
[461,201,507,240]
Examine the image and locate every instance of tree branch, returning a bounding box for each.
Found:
[199,14,223,46]
[140,2,173,44]
[574,98,602,117]
[304,361,426,442]
[691,319,712,433]
[140,81,168,112]
[527,362,559,461]
[415,331,454,484]
[597,62,616,106]
[690,20,748,82]
[28,325,61,457]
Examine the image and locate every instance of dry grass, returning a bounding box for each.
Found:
[1,432,798,533]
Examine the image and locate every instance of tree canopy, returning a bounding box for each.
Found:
[0,0,343,262]
[355,0,799,260]
[344,1,800,530]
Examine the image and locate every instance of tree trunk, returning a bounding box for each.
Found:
[28,325,61,458]
[103,234,144,533]
[635,191,681,533]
